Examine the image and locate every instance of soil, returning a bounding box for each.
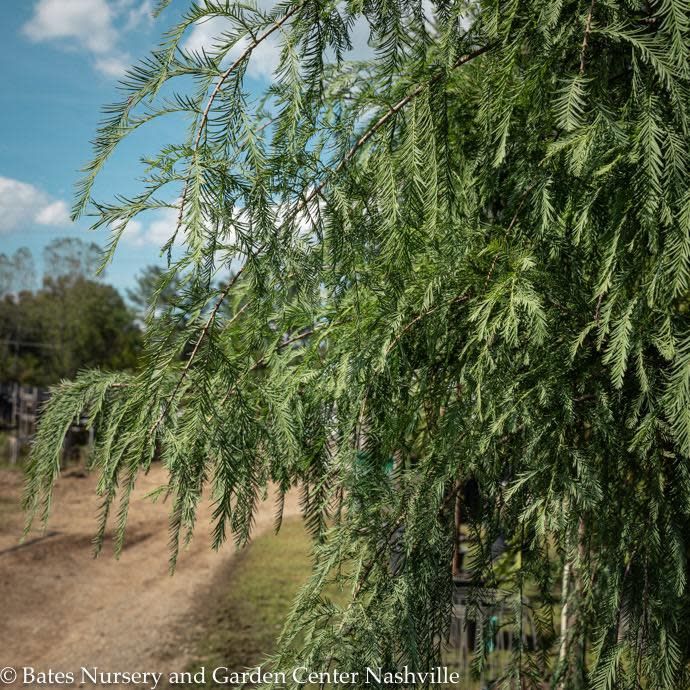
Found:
[0,464,300,688]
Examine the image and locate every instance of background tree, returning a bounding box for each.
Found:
[0,243,140,386]
[0,248,35,296]
[127,264,184,318]
[42,237,102,283]
[25,1,690,688]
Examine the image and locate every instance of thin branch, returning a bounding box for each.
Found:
[215,325,321,410]
[150,265,247,431]
[385,293,470,355]
[579,0,596,76]
[172,2,304,246]
[303,45,492,208]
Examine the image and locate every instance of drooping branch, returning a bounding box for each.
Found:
[170,1,305,248]
[303,44,492,208]
[161,43,492,398]
[150,264,247,431]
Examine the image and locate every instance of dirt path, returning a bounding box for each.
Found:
[0,464,300,687]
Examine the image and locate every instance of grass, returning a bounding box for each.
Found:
[175,518,315,688]
[172,519,554,690]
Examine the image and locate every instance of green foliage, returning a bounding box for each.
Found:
[25,0,690,687]
[0,274,140,386]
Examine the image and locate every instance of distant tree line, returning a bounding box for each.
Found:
[0,238,144,386]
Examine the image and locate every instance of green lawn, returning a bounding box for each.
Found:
[172,519,553,690]
[175,518,315,688]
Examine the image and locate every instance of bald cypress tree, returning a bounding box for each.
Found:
[25,0,690,687]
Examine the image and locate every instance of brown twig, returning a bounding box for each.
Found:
[579,0,596,76]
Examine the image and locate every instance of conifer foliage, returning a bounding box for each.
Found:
[24,0,690,686]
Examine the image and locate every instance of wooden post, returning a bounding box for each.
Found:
[452,481,463,578]
[8,435,18,465]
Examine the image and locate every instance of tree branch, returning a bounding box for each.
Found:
[579,0,596,76]
[150,265,247,431]
[303,44,492,208]
[385,293,470,355]
[172,2,304,246]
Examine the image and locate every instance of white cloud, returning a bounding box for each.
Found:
[23,0,118,54]
[117,218,145,245]
[120,207,180,247]
[35,200,72,226]
[145,207,181,245]
[0,177,72,233]
[237,34,281,80]
[247,35,282,79]
[121,0,154,31]
[22,0,152,78]
[94,54,130,78]
[183,17,225,55]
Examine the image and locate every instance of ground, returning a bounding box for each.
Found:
[0,463,301,688]
[177,518,314,689]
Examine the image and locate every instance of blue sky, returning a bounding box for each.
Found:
[0,1,174,292]
[0,0,278,293]
[0,0,373,295]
